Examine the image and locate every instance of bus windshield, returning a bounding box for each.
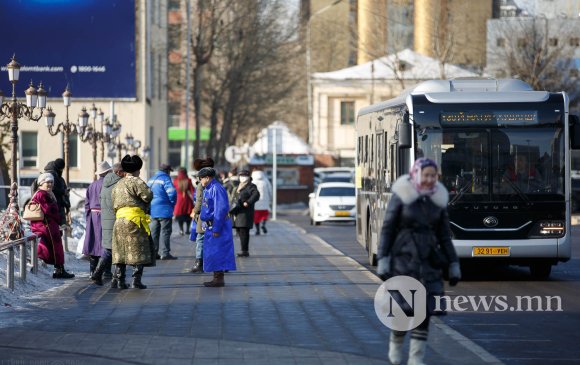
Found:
[418,127,565,202]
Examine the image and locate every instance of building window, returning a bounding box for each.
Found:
[340,101,355,125]
[496,38,505,47]
[570,37,580,47]
[548,38,558,47]
[517,38,527,48]
[21,131,38,168]
[68,134,78,168]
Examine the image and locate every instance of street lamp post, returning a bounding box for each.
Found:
[306,0,343,146]
[45,86,89,185]
[0,55,50,213]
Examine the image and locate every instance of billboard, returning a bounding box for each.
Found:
[0,0,136,99]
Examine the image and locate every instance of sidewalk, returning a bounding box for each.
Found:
[0,219,502,364]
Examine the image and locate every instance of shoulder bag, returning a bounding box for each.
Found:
[22,192,45,221]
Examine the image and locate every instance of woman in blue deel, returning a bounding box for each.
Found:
[198,167,236,287]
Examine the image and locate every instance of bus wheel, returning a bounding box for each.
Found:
[314,221,321,226]
[530,262,552,280]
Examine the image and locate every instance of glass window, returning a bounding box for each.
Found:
[340,101,355,125]
[69,134,78,168]
[319,187,355,197]
[496,38,505,47]
[570,37,580,47]
[21,131,38,168]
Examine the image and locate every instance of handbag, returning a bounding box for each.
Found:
[23,193,44,221]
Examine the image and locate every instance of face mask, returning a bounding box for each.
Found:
[239,176,249,183]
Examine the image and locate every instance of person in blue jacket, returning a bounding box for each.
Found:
[147,163,178,260]
[198,167,236,287]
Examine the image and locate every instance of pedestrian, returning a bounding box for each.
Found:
[147,163,178,260]
[376,157,461,365]
[230,170,260,257]
[91,163,124,286]
[36,158,71,225]
[173,167,195,236]
[83,161,112,279]
[187,157,214,273]
[112,155,154,289]
[223,167,239,201]
[29,172,75,279]
[251,170,272,235]
[197,167,236,287]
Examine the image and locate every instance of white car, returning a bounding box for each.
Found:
[309,182,356,226]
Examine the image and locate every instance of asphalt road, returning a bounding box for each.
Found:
[279,209,580,365]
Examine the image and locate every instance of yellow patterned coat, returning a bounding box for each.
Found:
[111,175,153,265]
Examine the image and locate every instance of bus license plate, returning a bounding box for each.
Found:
[472,247,510,256]
[335,211,350,217]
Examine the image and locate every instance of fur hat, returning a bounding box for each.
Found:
[121,154,143,173]
[38,172,54,186]
[193,157,215,171]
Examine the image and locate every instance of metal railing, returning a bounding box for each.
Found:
[0,234,38,290]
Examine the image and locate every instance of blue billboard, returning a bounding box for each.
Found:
[0,0,136,99]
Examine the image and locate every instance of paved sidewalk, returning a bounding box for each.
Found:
[0,219,501,364]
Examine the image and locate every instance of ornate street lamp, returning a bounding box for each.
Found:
[45,86,89,184]
[0,55,50,213]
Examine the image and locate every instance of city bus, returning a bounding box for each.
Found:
[355,78,579,279]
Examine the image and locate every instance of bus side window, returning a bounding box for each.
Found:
[390,144,396,182]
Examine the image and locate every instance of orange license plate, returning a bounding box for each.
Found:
[472,247,510,256]
[335,211,350,217]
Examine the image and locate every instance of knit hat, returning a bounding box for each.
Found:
[37,172,54,186]
[121,154,143,173]
[54,158,65,170]
[238,170,250,177]
[198,167,216,178]
[193,157,215,171]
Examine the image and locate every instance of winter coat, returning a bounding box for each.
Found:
[230,181,260,229]
[30,189,65,265]
[190,180,205,235]
[200,178,236,272]
[100,172,122,250]
[378,175,458,298]
[83,176,105,256]
[251,171,272,211]
[42,161,70,224]
[147,170,177,218]
[173,172,195,217]
[112,176,153,265]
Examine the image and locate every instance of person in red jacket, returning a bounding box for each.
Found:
[173,167,195,235]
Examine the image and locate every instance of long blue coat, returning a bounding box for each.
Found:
[200,178,236,273]
[83,176,105,256]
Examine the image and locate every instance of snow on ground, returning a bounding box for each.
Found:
[0,210,89,311]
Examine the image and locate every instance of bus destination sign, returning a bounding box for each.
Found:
[440,111,538,126]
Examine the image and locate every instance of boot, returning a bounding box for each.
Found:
[131,265,147,289]
[407,339,427,365]
[189,259,203,273]
[203,271,225,287]
[237,251,249,257]
[254,223,260,235]
[89,256,99,279]
[90,257,108,286]
[111,265,128,289]
[262,222,267,234]
[53,265,75,279]
[388,332,405,365]
[103,257,113,280]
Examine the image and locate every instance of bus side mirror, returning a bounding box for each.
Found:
[570,115,580,149]
[398,113,412,149]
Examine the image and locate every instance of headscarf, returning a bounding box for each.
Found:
[409,157,438,195]
[37,172,54,186]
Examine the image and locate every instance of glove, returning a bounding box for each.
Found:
[449,261,461,286]
[377,256,391,281]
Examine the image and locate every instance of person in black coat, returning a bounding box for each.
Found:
[376,157,461,365]
[229,170,260,257]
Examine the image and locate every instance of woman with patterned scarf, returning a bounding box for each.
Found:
[377,158,461,365]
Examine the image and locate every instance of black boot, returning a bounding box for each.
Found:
[254,223,260,235]
[262,222,267,234]
[131,265,147,289]
[189,259,203,273]
[103,256,113,280]
[112,265,128,289]
[90,257,108,286]
[89,256,99,279]
[53,265,75,279]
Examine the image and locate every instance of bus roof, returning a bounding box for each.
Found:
[358,79,554,116]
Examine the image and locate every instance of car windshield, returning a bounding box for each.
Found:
[418,127,565,202]
[319,187,355,197]
[322,176,352,183]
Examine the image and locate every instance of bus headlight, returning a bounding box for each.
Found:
[529,221,565,238]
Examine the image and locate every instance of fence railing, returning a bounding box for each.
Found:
[0,234,38,290]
